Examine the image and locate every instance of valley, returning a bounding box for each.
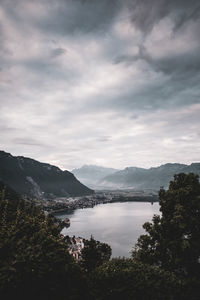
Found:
[38,189,158,213]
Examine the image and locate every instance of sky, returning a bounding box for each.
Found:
[1,0,200,170]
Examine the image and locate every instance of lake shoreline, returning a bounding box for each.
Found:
[46,190,159,215]
[58,201,161,257]
[53,197,159,216]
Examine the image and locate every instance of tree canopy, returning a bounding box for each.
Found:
[89,258,180,300]
[1,173,200,300]
[0,184,85,300]
[132,173,200,298]
[80,235,112,272]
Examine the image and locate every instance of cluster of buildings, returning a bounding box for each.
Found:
[38,190,158,214]
[67,236,85,260]
[39,193,111,213]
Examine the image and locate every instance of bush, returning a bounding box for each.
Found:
[88,258,180,300]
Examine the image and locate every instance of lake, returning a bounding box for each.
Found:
[56,201,160,257]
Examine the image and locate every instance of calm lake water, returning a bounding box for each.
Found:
[56,202,160,257]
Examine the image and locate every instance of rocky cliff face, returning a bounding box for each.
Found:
[0,151,94,199]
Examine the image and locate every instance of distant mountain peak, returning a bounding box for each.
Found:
[102,162,200,190]
[71,165,119,189]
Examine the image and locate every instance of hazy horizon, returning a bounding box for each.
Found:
[1,0,200,170]
[1,149,200,173]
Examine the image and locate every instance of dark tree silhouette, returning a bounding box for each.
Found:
[0,183,86,300]
[132,173,200,276]
[81,236,111,272]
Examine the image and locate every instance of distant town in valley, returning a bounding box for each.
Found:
[39,189,159,214]
[1,150,200,215]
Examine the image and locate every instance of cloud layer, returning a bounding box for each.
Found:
[0,0,200,170]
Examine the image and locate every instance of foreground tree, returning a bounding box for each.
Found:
[80,236,111,272]
[132,173,200,277]
[0,183,86,300]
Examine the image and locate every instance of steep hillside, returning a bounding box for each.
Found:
[0,151,93,199]
[0,180,21,202]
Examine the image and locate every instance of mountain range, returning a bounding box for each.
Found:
[0,150,93,199]
[1,149,199,195]
[73,163,200,191]
[72,165,119,189]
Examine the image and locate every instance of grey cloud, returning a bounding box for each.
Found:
[50,47,67,58]
[114,38,200,77]
[12,138,48,147]
[1,0,200,38]
[172,3,200,32]
[112,42,200,114]
[0,123,17,132]
[21,56,81,87]
[113,54,138,65]
[150,53,200,77]
[24,0,121,36]
[127,0,200,33]
[77,69,199,117]
[97,136,112,142]
[0,0,200,170]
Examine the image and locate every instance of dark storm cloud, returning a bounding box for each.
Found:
[39,0,121,35]
[127,0,200,33]
[0,0,121,36]
[150,52,200,77]
[110,0,200,113]
[114,0,200,82]
[113,48,200,110]
[114,43,200,76]
[2,0,199,37]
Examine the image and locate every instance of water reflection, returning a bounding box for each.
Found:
[59,202,160,257]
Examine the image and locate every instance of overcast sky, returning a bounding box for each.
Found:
[1,0,200,170]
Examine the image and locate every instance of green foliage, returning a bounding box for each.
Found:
[133,173,200,276]
[80,236,111,272]
[0,184,86,300]
[89,258,180,300]
[2,173,200,300]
